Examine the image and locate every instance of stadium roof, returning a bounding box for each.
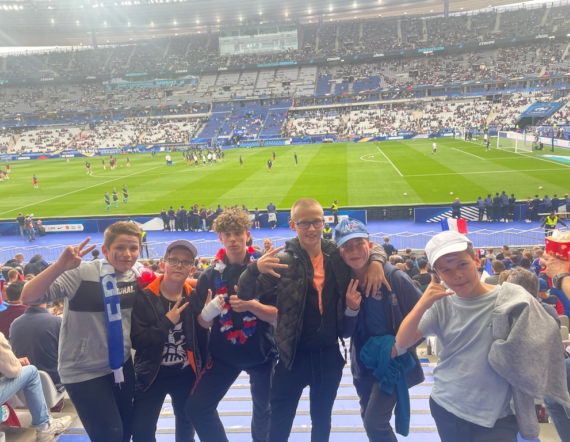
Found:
[0,0,520,46]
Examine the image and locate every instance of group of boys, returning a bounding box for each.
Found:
[104,185,129,211]
[9,197,570,442]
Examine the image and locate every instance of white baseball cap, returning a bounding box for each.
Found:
[425,231,471,267]
[165,239,198,259]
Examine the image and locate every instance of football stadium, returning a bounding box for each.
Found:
[1,0,570,441]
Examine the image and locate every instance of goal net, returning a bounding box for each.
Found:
[497,131,534,153]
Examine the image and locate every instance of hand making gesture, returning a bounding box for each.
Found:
[256,246,289,278]
[55,237,97,272]
[346,279,362,312]
[165,298,190,325]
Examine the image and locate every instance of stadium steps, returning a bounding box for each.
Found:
[56,362,440,442]
[103,49,114,70]
[562,42,570,60]
[486,108,499,124]
[494,13,501,32]
[540,7,551,27]
[421,20,428,43]
[126,46,138,69]
[397,20,402,41]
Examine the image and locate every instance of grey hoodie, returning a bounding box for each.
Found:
[489,282,570,440]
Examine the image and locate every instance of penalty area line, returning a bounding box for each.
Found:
[0,163,167,217]
[451,148,485,160]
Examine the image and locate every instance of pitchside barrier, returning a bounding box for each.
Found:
[0,228,548,263]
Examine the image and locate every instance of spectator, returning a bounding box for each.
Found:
[506,268,560,326]
[131,239,202,442]
[484,260,506,285]
[405,259,420,278]
[0,282,27,339]
[0,331,72,441]
[412,259,434,292]
[91,249,101,260]
[16,212,25,240]
[396,231,570,441]
[541,253,570,441]
[9,297,62,385]
[2,253,24,280]
[382,236,396,256]
[21,222,146,442]
[24,254,48,277]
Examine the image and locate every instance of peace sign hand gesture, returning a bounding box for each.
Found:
[55,237,97,272]
[256,246,289,278]
[346,279,362,312]
[165,298,190,325]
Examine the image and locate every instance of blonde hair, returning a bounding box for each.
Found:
[212,208,251,233]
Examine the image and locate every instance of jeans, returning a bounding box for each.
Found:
[27,227,35,241]
[18,225,25,239]
[268,345,345,442]
[353,370,398,442]
[132,366,195,442]
[478,209,485,222]
[169,219,176,231]
[186,357,274,442]
[544,358,570,442]
[201,219,207,230]
[430,396,518,442]
[0,365,49,428]
[65,357,135,442]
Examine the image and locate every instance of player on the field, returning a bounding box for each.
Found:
[0,170,3,181]
[104,191,111,212]
[432,142,437,154]
[86,161,93,175]
[66,157,70,163]
[3,170,9,180]
[102,159,106,170]
[239,155,243,167]
[193,154,198,167]
[112,190,119,208]
[294,152,297,166]
[5,163,10,174]
[122,185,129,204]
[267,159,272,171]
[272,151,276,162]
[486,139,491,151]
[126,157,130,167]
[202,154,206,167]
[33,174,38,189]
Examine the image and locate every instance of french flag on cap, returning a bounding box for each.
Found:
[441,218,468,234]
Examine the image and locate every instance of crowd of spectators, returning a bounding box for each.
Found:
[1,6,568,78]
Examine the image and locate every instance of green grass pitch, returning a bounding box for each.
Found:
[2,138,569,219]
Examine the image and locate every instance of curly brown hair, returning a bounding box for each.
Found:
[212,208,251,233]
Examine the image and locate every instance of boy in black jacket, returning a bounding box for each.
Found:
[186,208,279,442]
[336,218,424,441]
[238,198,389,442]
[131,239,205,442]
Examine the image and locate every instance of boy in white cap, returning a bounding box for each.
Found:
[396,230,570,442]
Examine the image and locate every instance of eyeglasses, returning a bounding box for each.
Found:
[166,258,193,268]
[292,219,325,230]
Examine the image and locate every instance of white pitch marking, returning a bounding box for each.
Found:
[375,146,403,177]
[0,163,167,216]
[404,167,565,178]
[451,148,485,160]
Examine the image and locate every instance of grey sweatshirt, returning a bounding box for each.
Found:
[489,282,570,440]
[38,260,139,384]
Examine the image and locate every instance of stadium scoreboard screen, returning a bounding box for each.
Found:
[219,24,298,56]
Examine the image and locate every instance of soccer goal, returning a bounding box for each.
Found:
[496,131,534,153]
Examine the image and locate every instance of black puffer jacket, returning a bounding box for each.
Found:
[130,275,208,392]
[238,237,386,370]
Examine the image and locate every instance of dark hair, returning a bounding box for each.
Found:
[192,271,202,279]
[405,259,414,269]
[6,282,24,302]
[417,259,428,270]
[92,249,100,258]
[519,257,531,270]
[492,260,506,273]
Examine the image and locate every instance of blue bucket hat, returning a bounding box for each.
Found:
[334,218,369,247]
